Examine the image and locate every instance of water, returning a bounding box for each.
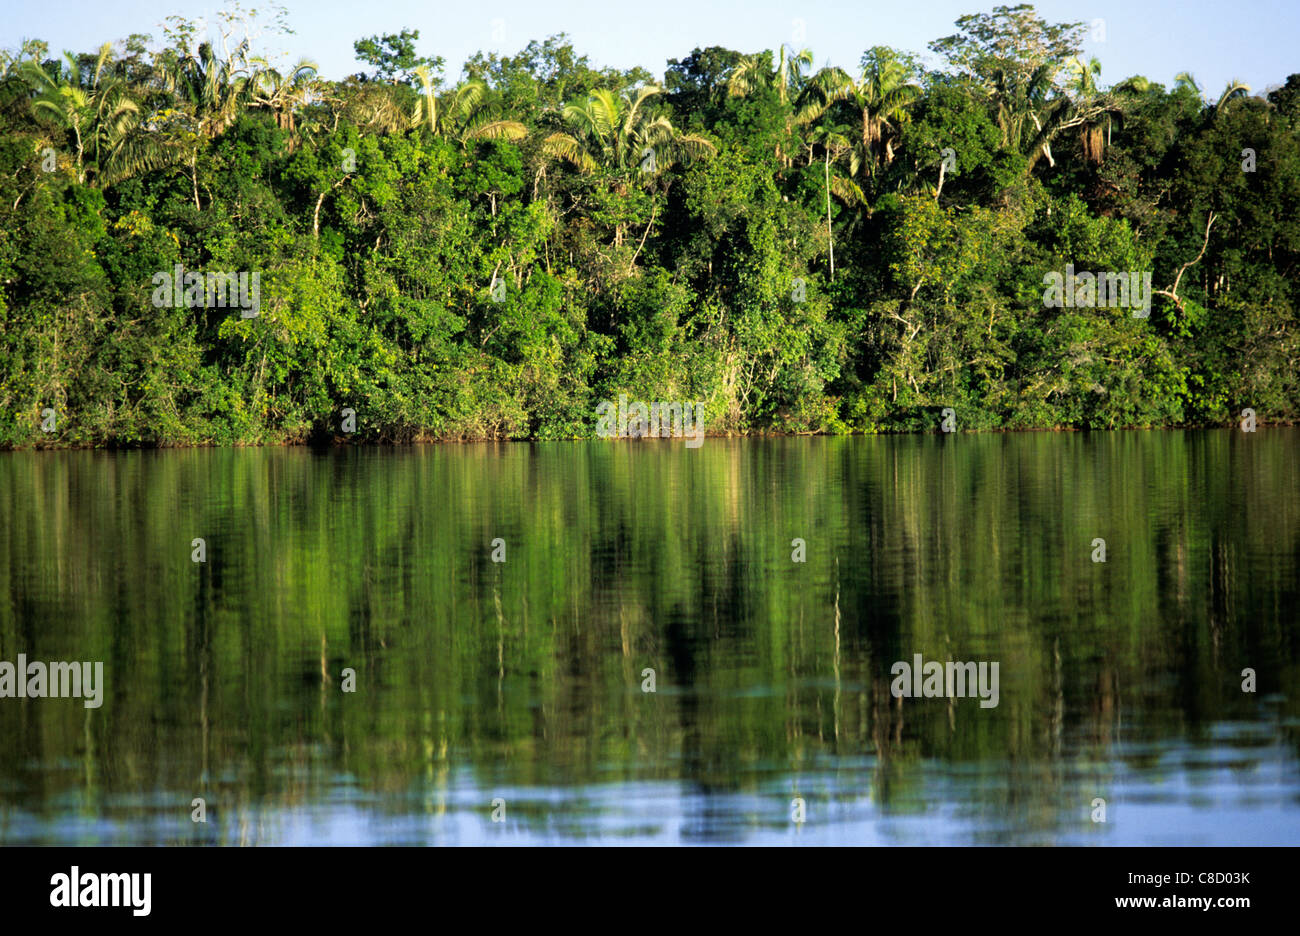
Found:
[0,431,1297,845]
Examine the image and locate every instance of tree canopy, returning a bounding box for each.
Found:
[0,3,1295,447]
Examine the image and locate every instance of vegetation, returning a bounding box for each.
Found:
[1,3,1297,447]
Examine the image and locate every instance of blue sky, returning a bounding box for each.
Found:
[4,1,1297,97]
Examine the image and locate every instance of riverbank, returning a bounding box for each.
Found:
[4,418,1294,451]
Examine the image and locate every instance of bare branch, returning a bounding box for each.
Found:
[1154,211,1216,313]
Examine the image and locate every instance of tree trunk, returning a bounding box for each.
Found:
[313,191,326,238]
[73,123,85,185]
[825,152,834,282]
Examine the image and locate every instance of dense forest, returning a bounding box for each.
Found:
[0,3,1297,447]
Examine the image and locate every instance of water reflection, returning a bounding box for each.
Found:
[0,431,1297,844]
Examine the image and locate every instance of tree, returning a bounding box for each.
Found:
[162,40,253,139]
[410,70,527,144]
[665,46,745,129]
[1062,56,1130,165]
[929,4,1085,89]
[464,34,651,123]
[21,43,169,187]
[928,4,1098,172]
[728,45,813,106]
[250,56,319,134]
[352,29,443,85]
[801,47,923,190]
[807,122,856,280]
[727,44,814,167]
[543,86,714,176]
[1214,79,1251,113]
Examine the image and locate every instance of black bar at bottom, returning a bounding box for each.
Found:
[0,845,1280,924]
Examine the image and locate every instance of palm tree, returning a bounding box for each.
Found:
[979,58,1125,174]
[1215,78,1251,112]
[725,52,767,99]
[800,50,922,188]
[0,40,47,81]
[157,38,256,207]
[1172,71,1251,112]
[250,56,319,135]
[1066,56,1108,164]
[777,46,815,106]
[1112,75,1152,96]
[544,86,714,250]
[728,45,814,168]
[97,119,185,188]
[410,69,527,144]
[22,44,150,185]
[1097,74,1155,159]
[727,45,813,106]
[990,61,1059,161]
[543,86,713,176]
[807,123,857,281]
[163,39,253,139]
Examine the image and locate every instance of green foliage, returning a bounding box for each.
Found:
[0,8,1296,448]
[352,29,444,86]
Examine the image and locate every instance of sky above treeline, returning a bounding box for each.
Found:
[4,0,1296,99]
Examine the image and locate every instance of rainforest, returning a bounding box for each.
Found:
[0,3,1296,448]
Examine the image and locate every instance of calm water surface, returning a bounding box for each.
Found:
[1,431,1297,845]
